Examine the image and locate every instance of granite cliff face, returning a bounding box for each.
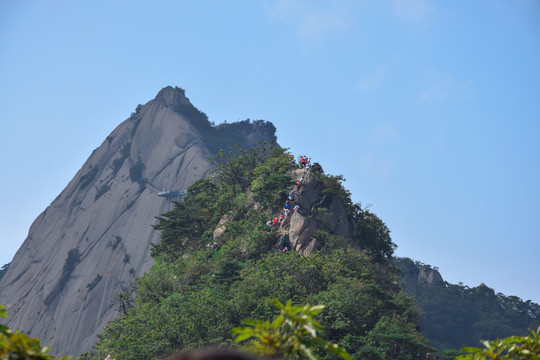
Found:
[0,86,276,356]
[283,169,356,256]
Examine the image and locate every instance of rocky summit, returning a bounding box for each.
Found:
[0,86,276,357]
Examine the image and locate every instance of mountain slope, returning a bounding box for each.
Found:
[395,257,540,351]
[0,86,276,357]
[90,148,430,360]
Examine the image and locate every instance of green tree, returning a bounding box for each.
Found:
[232,299,351,360]
[353,208,396,262]
[357,315,431,360]
[152,201,208,262]
[457,326,540,360]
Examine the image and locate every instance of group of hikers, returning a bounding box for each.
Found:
[299,155,311,171]
[265,154,312,253]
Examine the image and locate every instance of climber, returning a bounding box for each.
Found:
[284,208,291,219]
[284,201,291,210]
[282,246,288,253]
[288,192,295,201]
[279,213,284,222]
[294,204,300,212]
[281,235,288,249]
[299,156,305,168]
[305,162,311,171]
[296,177,304,190]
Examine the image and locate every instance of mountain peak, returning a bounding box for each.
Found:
[0,86,277,357]
[155,86,190,108]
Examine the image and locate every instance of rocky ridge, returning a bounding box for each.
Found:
[212,167,357,258]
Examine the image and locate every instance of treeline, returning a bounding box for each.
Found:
[85,144,431,360]
[395,257,540,352]
[171,87,277,153]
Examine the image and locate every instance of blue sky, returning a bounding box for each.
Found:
[1,1,539,304]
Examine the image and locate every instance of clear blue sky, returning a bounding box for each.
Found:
[1,1,539,303]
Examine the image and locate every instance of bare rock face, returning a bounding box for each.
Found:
[326,196,351,236]
[213,212,233,239]
[288,211,314,252]
[418,267,444,285]
[294,170,325,211]
[0,86,276,357]
[279,169,355,256]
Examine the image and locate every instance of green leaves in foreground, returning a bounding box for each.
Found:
[457,326,540,360]
[232,299,351,360]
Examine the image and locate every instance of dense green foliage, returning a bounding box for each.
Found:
[90,145,430,360]
[457,326,540,360]
[0,305,72,360]
[395,257,540,352]
[232,299,351,360]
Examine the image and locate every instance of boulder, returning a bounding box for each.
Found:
[294,171,325,211]
[213,212,233,239]
[418,267,444,285]
[288,212,318,255]
[327,195,353,236]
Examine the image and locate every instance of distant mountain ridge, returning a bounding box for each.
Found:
[394,257,540,350]
[0,86,276,357]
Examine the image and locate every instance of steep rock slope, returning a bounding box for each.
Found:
[278,169,355,256]
[0,86,276,356]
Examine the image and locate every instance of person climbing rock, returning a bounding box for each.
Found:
[284,208,291,219]
[299,156,305,168]
[294,204,300,212]
[296,177,303,190]
[281,235,288,249]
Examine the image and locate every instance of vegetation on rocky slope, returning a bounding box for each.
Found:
[87,143,430,360]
